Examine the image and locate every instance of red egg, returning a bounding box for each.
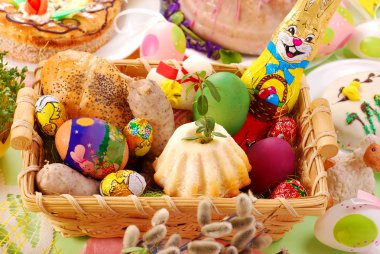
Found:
[247,137,295,194]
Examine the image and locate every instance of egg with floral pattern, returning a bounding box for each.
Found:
[123,118,153,156]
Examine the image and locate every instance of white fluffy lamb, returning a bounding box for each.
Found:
[326,134,380,204]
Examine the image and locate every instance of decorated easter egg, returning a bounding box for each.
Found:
[123,118,153,157]
[100,170,146,196]
[318,5,354,56]
[267,116,297,145]
[55,117,129,180]
[247,137,295,194]
[315,191,380,252]
[193,72,250,136]
[35,95,68,136]
[348,20,380,60]
[140,21,186,61]
[270,179,307,199]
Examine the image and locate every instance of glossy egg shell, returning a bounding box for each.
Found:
[140,21,186,61]
[315,197,380,252]
[100,170,147,196]
[193,72,250,136]
[348,20,380,60]
[35,95,68,136]
[247,137,295,194]
[55,117,129,180]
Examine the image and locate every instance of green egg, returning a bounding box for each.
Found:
[193,72,250,135]
[360,37,380,58]
[333,214,378,248]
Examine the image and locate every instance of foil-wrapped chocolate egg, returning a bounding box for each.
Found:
[123,118,153,156]
[100,170,146,196]
[35,95,68,136]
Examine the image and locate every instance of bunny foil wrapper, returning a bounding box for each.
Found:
[241,0,342,121]
[315,190,380,252]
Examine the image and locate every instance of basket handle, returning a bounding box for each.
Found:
[10,87,37,150]
[309,98,338,159]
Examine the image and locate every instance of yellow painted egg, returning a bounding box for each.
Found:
[123,118,153,156]
[100,170,146,196]
[35,95,68,136]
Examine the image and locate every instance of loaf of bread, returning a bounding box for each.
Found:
[40,50,133,130]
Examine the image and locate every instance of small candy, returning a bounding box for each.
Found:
[267,116,297,145]
[35,95,68,136]
[100,170,146,196]
[140,21,186,61]
[270,179,307,199]
[123,118,153,157]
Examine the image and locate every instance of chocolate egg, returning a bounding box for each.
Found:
[123,118,153,157]
[100,170,146,196]
[247,137,295,194]
[193,72,250,136]
[140,21,186,61]
[55,117,129,180]
[270,179,307,199]
[35,95,67,136]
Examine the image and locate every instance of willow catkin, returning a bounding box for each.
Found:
[230,216,256,231]
[157,246,180,254]
[231,228,256,251]
[223,246,238,254]
[250,233,273,250]
[123,225,140,248]
[236,194,253,217]
[198,199,212,227]
[152,208,170,226]
[188,240,222,254]
[201,222,232,238]
[164,234,182,248]
[143,224,167,244]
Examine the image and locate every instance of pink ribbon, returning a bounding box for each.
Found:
[353,190,380,209]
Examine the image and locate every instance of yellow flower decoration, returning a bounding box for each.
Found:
[160,79,183,107]
[342,81,361,101]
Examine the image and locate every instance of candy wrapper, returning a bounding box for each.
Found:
[270,179,307,199]
[100,170,146,196]
[241,0,342,122]
[35,95,67,136]
[123,118,153,157]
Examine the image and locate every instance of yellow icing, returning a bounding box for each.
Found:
[343,82,361,101]
[160,79,183,108]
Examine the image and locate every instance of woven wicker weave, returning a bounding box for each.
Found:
[12,59,337,240]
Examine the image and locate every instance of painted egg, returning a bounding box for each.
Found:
[348,20,380,60]
[315,191,380,252]
[267,116,297,146]
[318,5,354,56]
[247,137,295,194]
[140,21,186,61]
[123,118,153,157]
[55,117,129,180]
[100,170,146,196]
[35,95,68,136]
[193,72,250,136]
[270,179,307,199]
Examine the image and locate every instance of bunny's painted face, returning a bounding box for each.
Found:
[276,25,314,62]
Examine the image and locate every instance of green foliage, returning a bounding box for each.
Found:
[219,49,242,64]
[182,72,227,144]
[0,51,27,136]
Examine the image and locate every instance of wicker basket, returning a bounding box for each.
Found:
[11,59,338,241]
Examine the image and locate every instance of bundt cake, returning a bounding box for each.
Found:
[153,122,252,197]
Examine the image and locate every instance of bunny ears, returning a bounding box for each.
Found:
[304,0,342,18]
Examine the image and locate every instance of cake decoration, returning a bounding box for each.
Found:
[323,72,380,150]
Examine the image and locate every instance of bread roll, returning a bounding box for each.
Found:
[41,50,133,130]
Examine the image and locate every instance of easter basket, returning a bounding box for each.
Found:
[11,59,338,241]
[253,74,289,122]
